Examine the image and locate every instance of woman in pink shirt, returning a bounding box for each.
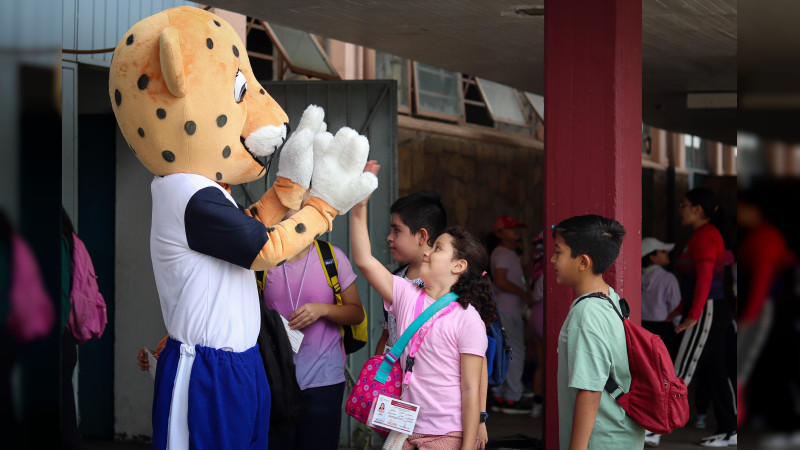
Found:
[352,192,496,450]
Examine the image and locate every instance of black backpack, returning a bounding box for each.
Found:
[255,271,306,433]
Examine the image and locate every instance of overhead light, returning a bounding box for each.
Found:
[686,92,737,109]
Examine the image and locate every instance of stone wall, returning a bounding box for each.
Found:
[397,125,735,257]
[397,127,544,243]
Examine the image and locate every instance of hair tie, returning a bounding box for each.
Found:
[481,271,487,277]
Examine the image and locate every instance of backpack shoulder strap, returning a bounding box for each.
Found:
[314,240,342,305]
[255,270,266,297]
[574,292,627,321]
[574,292,631,398]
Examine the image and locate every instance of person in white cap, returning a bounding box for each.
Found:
[641,237,681,355]
[641,237,681,448]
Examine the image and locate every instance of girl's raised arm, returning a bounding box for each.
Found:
[349,162,394,302]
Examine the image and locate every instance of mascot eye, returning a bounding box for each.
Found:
[234,70,247,103]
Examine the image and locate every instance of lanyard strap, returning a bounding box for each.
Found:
[282,243,314,312]
[375,291,459,384]
[403,301,459,386]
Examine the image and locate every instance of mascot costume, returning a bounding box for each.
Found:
[108,6,377,449]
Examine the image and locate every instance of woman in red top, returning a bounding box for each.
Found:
[737,187,799,437]
[671,187,737,447]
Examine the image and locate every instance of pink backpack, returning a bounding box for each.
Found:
[7,234,54,342]
[67,233,107,344]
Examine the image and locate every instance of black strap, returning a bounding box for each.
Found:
[573,291,630,398]
[574,291,630,321]
[316,240,341,295]
[605,378,624,400]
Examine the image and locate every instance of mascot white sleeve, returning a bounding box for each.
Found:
[108,6,377,449]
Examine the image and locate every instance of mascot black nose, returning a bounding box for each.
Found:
[284,122,291,137]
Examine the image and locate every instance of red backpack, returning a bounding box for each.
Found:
[67,233,107,344]
[575,292,689,434]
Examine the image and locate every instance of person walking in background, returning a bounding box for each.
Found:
[1,211,55,448]
[737,185,799,446]
[525,232,545,418]
[60,207,108,449]
[672,187,737,447]
[640,237,681,447]
[60,209,83,450]
[489,216,532,415]
[640,237,681,358]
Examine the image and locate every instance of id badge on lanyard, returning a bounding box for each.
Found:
[368,394,421,435]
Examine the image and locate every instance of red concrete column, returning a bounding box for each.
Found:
[543,0,642,447]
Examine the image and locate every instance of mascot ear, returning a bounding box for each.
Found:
[159,27,186,98]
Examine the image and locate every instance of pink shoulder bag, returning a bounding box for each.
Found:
[346,291,459,434]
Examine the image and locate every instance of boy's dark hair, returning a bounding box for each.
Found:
[553,214,626,275]
[443,226,497,327]
[390,190,447,247]
[685,187,719,221]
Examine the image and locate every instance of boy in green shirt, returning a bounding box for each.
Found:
[552,215,645,450]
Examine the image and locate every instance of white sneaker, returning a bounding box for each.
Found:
[530,402,542,418]
[644,432,661,447]
[700,432,737,447]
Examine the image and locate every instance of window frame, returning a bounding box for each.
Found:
[412,61,465,122]
[474,77,529,127]
[375,52,412,114]
[260,20,341,80]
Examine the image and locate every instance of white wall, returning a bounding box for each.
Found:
[113,128,166,439]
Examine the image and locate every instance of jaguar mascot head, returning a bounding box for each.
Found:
[109,6,287,185]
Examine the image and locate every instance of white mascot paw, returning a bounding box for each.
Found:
[309,127,378,213]
[276,104,326,189]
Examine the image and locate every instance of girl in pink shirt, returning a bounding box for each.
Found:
[352,189,496,450]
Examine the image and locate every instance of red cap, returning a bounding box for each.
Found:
[493,216,526,234]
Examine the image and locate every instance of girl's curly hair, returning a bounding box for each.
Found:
[443,226,498,327]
